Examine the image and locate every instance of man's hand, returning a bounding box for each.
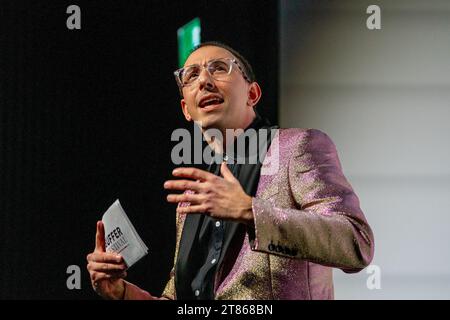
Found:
[86,221,128,300]
[164,162,254,225]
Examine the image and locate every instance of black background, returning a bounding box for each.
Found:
[0,1,278,299]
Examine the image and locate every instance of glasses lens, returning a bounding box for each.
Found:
[178,59,233,87]
[207,59,231,78]
[181,65,200,85]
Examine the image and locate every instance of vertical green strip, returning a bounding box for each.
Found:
[177,18,201,67]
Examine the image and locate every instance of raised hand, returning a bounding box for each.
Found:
[86,221,128,299]
[164,163,254,225]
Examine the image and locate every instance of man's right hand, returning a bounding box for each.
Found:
[86,221,128,299]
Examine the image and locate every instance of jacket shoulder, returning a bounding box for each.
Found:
[277,128,335,149]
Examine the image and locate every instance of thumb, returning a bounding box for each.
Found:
[95,220,106,252]
[220,162,235,181]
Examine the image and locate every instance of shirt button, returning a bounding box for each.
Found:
[194,290,200,297]
[215,221,221,227]
[211,259,217,264]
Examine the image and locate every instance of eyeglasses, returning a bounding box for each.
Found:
[174,58,250,88]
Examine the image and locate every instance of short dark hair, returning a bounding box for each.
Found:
[190,41,256,82]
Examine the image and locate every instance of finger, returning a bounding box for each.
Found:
[92,269,127,284]
[220,162,236,181]
[167,193,205,204]
[163,180,205,192]
[87,252,123,264]
[113,270,127,280]
[87,261,127,273]
[91,271,114,283]
[95,221,106,252]
[176,204,209,214]
[172,167,216,182]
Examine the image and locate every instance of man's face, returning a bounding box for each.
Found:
[180,46,253,131]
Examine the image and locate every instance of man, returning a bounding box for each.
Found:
[86,42,374,300]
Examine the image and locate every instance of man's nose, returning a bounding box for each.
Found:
[197,68,215,91]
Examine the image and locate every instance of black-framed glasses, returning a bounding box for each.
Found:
[174,58,250,88]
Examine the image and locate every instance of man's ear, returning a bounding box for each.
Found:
[247,82,262,108]
[180,99,192,121]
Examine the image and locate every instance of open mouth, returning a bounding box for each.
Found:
[199,96,225,109]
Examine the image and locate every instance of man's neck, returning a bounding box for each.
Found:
[202,112,256,155]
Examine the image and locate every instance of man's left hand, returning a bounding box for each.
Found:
[164,162,254,226]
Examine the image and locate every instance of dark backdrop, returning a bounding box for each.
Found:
[0,0,278,299]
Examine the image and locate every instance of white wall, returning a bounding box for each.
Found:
[280,0,450,299]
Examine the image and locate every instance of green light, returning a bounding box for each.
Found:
[177,18,201,67]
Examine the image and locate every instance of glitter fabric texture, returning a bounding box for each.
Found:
[162,129,374,300]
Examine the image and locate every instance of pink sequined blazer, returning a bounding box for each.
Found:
[162,128,374,300]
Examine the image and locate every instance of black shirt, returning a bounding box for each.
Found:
[175,113,276,299]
